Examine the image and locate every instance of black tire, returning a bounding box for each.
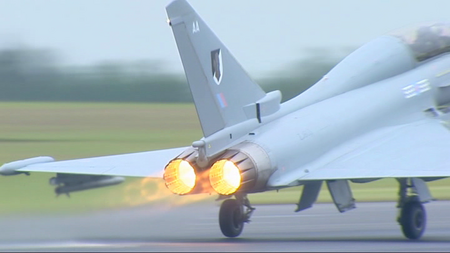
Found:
[399,201,426,240]
[219,199,244,238]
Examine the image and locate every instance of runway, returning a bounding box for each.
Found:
[1,201,450,252]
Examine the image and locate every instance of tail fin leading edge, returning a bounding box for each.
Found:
[166,0,267,137]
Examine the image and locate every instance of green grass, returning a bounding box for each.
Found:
[0,102,449,214]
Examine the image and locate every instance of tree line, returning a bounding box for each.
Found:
[0,46,349,103]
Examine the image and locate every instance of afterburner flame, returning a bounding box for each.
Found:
[209,159,241,195]
[163,159,196,195]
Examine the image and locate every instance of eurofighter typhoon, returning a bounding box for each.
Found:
[3,0,450,240]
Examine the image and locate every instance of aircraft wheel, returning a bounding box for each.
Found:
[219,199,244,238]
[399,200,426,240]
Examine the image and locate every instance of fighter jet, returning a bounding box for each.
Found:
[3,0,450,240]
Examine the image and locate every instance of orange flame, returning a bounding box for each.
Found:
[209,159,242,195]
[163,159,196,195]
[123,176,215,209]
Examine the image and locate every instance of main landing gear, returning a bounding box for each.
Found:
[217,178,432,239]
[398,197,426,239]
[218,194,255,238]
[396,178,431,240]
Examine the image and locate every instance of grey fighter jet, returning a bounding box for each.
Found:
[3,0,450,240]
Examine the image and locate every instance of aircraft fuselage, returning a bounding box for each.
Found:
[250,51,450,189]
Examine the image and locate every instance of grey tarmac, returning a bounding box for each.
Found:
[1,201,450,252]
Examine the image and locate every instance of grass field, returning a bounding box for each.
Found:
[1,102,449,214]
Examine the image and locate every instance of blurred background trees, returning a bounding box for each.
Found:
[0,45,351,103]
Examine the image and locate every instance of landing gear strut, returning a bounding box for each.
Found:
[396,178,428,240]
[219,194,255,238]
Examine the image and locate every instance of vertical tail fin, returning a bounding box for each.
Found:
[166,0,269,137]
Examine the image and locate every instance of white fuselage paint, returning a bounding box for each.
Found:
[252,53,450,188]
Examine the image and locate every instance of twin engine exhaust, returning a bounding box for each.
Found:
[163,142,274,196]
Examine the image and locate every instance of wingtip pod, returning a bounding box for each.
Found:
[0,156,54,176]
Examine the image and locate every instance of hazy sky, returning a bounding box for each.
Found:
[1,0,450,77]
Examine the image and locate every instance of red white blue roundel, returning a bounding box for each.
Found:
[211,49,223,85]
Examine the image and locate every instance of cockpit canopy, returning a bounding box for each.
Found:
[391,22,450,62]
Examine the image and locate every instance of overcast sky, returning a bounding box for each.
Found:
[1,0,450,77]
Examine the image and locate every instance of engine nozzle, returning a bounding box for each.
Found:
[209,159,242,195]
[163,159,196,195]
[208,142,274,196]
